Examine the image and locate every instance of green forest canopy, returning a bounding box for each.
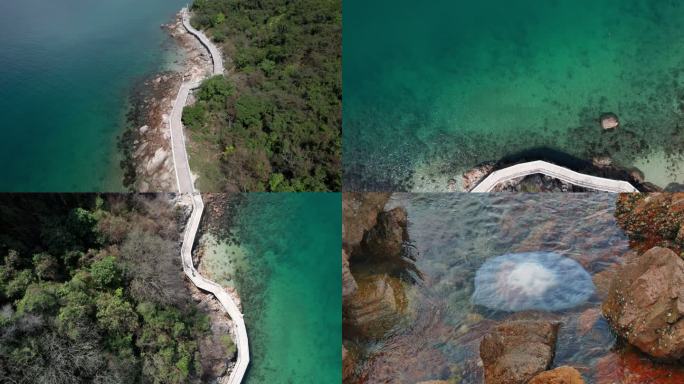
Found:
[183,0,341,192]
[0,195,234,383]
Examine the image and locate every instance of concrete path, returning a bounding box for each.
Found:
[181,194,250,384]
[172,9,247,384]
[470,160,638,192]
[169,8,225,194]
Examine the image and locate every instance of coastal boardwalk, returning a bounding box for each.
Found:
[171,8,249,384]
[470,160,638,192]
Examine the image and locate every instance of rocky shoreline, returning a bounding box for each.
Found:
[119,11,212,192]
[343,193,684,383]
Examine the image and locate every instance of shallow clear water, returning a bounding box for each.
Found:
[352,193,630,383]
[211,193,341,383]
[0,0,185,191]
[344,0,684,191]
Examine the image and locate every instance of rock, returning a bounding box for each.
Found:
[615,193,684,253]
[342,193,391,253]
[602,246,684,360]
[600,112,619,130]
[577,308,602,336]
[343,274,403,339]
[592,156,613,167]
[447,178,457,192]
[480,320,559,384]
[146,147,168,174]
[360,207,408,260]
[342,345,354,381]
[528,366,585,384]
[342,250,357,300]
[463,163,495,191]
[416,381,450,384]
[595,349,684,384]
[139,125,149,134]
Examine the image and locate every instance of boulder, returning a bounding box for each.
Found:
[528,366,585,384]
[480,320,559,384]
[342,250,357,300]
[463,163,495,191]
[344,274,403,339]
[602,246,684,360]
[600,112,619,130]
[342,193,391,253]
[360,207,408,260]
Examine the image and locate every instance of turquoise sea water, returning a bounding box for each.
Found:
[344,0,684,191]
[0,0,185,191]
[230,193,341,383]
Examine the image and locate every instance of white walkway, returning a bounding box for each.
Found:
[181,194,250,384]
[169,8,224,194]
[172,9,248,384]
[470,160,638,192]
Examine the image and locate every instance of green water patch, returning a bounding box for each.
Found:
[202,193,341,383]
[0,0,186,191]
[344,0,684,191]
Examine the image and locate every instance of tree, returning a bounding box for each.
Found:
[197,75,234,105]
[32,253,61,281]
[96,292,139,336]
[90,256,123,289]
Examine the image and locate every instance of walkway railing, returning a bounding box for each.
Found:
[469,160,638,192]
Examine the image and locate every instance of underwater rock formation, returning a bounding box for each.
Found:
[528,366,585,384]
[595,349,684,384]
[343,274,404,339]
[600,112,620,130]
[480,320,559,384]
[342,250,357,300]
[342,192,391,254]
[360,207,409,260]
[472,252,595,312]
[602,246,684,360]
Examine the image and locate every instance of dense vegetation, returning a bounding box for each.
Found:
[183,0,341,191]
[0,195,233,383]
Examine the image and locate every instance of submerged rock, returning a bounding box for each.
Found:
[360,207,409,260]
[600,112,619,130]
[480,320,559,384]
[528,366,585,384]
[342,193,391,253]
[342,345,355,381]
[342,250,357,300]
[595,349,684,384]
[602,246,684,360]
[343,274,404,339]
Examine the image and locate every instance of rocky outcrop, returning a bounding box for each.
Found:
[360,207,408,260]
[602,246,684,360]
[480,320,559,384]
[463,162,495,191]
[615,193,684,253]
[342,250,357,300]
[342,193,391,254]
[600,112,619,130]
[528,366,585,384]
[343,274,404,339]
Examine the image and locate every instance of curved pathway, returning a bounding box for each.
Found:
[181,194,249,384]
[169,8,224,194]
[470,160,638,192]
[171,8,249,384]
